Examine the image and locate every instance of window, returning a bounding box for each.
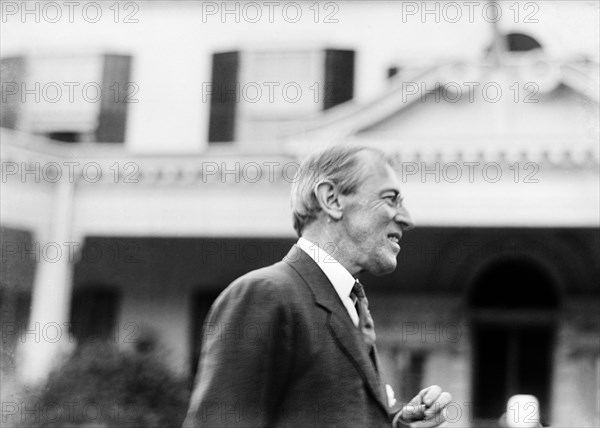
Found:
[1,54,132,143]
[70,286,120,345]
[0,227,35,361]
[0,289,31,350]
[207,49,355,142]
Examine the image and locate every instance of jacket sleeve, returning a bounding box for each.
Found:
[183,276,294,428]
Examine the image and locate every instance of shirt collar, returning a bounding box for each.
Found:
[296,237,355,300]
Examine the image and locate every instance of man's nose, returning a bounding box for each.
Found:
[395,206,415,231]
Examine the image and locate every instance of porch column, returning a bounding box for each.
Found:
[20,178,77,384]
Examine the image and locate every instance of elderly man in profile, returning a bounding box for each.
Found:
[183,145,452,427]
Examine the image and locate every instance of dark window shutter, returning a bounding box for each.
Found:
[96,54,132,143]
[70,287,120,345]
[324,49,354,110]
[1,56,25,129]
[208,51,239,142]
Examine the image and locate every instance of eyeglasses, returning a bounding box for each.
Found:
[380,192,405,210]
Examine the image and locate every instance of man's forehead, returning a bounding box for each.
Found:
[356,151,402,189]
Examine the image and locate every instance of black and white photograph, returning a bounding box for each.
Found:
[1,1,599,427]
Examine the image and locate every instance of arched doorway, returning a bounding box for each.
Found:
[469,259,559,425]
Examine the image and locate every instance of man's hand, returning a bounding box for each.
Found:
[396,385,452,428]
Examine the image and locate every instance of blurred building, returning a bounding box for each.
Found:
[1,1,599,426]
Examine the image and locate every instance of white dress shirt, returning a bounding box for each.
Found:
[296,237,359,327]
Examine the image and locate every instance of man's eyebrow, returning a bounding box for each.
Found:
[379,188,401,196]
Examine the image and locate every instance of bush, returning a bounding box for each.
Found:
[16,342,190,427]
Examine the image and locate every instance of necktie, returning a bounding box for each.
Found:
[352,280,376,347]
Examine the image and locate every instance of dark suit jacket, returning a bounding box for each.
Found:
[183,245,395,427]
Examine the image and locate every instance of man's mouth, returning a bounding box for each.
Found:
[387,233,401,245]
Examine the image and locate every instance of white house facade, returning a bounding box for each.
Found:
[1,2,599,426]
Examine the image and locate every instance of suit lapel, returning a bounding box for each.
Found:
[283,245,390,413]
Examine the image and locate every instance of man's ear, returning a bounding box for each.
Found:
[314,180,344,221]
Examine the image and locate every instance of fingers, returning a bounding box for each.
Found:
[401,386,452,428]
[434,391,452,408]
[423,392,452,419]
[400,387,438,422]
[401,404,427,422]
[420,385,442,408]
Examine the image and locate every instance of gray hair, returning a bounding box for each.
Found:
[290,144,392,236]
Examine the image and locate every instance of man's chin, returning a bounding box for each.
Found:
[370,260,398,276]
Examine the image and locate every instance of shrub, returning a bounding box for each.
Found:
[16,342,190,427]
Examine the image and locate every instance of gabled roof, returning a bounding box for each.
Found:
[282,56,599,168]
[285,59,598,142]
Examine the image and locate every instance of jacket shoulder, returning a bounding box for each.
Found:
[214,260,306,307]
